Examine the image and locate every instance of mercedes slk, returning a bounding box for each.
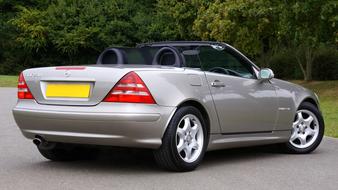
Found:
[12,41,324,171]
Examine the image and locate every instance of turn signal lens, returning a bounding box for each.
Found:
[18,72,34,99]
[103,71,156,104]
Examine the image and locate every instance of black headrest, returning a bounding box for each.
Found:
[152,46,182,67]
[97,48,128,65]
[160,52,176,65]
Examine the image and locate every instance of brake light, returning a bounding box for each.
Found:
[18,72,34,99]
[103,72,156,104]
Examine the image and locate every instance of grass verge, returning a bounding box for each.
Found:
[0,75,17,87]
[292,81,338,138]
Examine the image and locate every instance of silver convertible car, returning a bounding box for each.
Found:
[13,41,324,171]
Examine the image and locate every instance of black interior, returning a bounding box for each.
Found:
[152,47,182,67]
[101,50,118,65]
[98,48,127,65]
[159,52,176,66]
[97,46,183,66]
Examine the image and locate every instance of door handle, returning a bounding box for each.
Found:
[211,80,225,87]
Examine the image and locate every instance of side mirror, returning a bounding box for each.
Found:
[258,68,274,80]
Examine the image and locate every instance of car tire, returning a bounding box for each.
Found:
[153,106,208,172]
[284,102,324,154]
[37,143,90,161]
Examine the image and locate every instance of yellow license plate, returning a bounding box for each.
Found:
[46,83,91,98]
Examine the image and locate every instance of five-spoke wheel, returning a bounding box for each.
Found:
[176,114,204,163]
[285,102,324,153]
[290,110,319,148]
[154,106,208,172]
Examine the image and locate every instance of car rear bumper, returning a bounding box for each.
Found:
[12,100,176,149]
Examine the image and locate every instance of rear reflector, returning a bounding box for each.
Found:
[103,72,156,104]
[18,72,34,99]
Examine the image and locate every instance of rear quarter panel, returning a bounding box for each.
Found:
[136,69,222,134]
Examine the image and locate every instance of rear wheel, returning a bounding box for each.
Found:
[285,102,324,154]
[154,106,208,172]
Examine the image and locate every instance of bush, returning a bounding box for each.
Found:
[257,46,338,80]
[261,50,303,80]
[312,47,338,80]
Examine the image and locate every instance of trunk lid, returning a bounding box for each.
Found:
[23,66,130,106]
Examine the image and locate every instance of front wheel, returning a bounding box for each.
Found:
[285,102,324,154]
[154,106,208,172]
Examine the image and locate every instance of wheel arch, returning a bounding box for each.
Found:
[286,96,324,154]
[298,97,319,109]
[177,100,211,135]
[163,99,211,137]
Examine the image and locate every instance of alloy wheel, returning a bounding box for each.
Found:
[289,109,320,149]
[176,114,204,163]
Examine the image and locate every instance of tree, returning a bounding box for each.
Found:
[1,0,337,80]
[9,0,157,66]
[0,0,50,74]
[277,0,337,81]
[193,0,337,81]
[150,0,206,40]
[193,0,280,57]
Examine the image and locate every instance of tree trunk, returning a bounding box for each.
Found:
[305,60,312,81]
[304,46,315,82]
[296,58,307,81]
[295,45,316,82]
[295,50,307,81]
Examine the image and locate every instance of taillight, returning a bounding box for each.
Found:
[103,71,156,104]
[18,72,34,99]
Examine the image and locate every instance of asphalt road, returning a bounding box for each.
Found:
[0,87,337,190]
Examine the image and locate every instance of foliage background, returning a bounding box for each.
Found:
[0,0,337,80]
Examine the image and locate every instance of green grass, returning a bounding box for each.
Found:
[0,75,17,87]
[0,75,337,137]
[292,80,338,138]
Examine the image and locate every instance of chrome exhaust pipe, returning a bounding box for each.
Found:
[33,138,42,146]
[33,136,57,150]
[33,136,44,146]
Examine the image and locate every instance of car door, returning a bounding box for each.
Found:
[198,45,278,134]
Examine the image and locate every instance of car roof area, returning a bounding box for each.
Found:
[137,41,227,48]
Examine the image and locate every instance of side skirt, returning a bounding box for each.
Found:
[206,130,291,151]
